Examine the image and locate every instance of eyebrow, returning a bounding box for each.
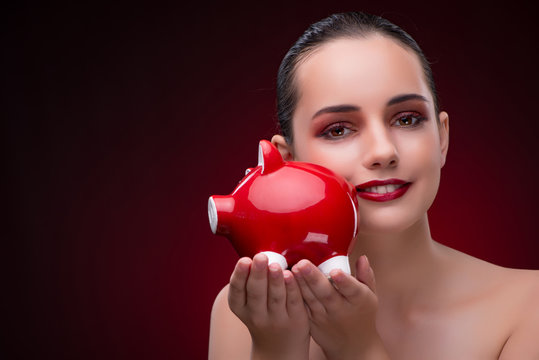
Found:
[311,94,428,120]
[312,104,360,119]
[387,93,428,106]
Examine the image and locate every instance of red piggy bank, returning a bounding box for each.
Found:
[208,140,358,275]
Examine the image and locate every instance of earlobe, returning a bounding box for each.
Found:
[270,134,294,161]
[438,111,450,168]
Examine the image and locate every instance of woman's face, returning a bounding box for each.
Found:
[276,36,449,235]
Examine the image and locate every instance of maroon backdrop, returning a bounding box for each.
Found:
[5,1,539,359]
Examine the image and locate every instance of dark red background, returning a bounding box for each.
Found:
[5,1,539,359]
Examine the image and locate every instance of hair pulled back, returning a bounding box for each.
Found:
[276,12,439,143]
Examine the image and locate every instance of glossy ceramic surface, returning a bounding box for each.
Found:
[208,140,359,274]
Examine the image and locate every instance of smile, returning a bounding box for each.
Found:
[362,184,405,193]
[356,179,411,202]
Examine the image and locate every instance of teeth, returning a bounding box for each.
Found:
[363,184,403,194]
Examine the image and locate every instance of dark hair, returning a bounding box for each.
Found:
[276,12,439,143]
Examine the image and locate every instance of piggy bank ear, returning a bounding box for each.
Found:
[258,140,284,174]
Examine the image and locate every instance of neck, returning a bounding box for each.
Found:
[349,214,441,301]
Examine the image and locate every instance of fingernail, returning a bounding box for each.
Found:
[253,256,266,270]
[269,263,280,276]
[238,258,249,266]
[255,253,268,262]
[330,270,344,283]
[238,260,249,271]
[300,264,312,276]
[283,271,293,284]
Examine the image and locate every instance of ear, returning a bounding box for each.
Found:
[271,134,294,161]
[438,111,449,168]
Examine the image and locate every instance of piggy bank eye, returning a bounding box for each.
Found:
[238,168,254,184]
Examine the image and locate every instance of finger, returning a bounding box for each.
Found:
[283,270,304,317]
[267,262,286,315]
[228,257,252,311]
[292,260,328,316]
[356,255,376,293]
[298,259,344,311]
[328,268,370,304]
[245,253,269,313]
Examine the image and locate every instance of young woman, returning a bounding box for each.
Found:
[209,12,539,360]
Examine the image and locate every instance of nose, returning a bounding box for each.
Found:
[361,123,399,169]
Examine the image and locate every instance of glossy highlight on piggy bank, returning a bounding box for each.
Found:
[208,140,359,275]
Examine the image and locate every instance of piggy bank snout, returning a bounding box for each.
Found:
[208,197,218,234]
[207,195,235,236]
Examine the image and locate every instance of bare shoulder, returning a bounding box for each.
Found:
[473,253,539,301]
[497,268,539,359]
[437,242,538,293]
[500,266,539,311]
[497,266,539,316]
[442,245,539,358]
[209,284,251,360]
[500,266,539,292]
[445,244,539,304]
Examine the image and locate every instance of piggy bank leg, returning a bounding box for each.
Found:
[318,255,351,276]
[260,251,288,270]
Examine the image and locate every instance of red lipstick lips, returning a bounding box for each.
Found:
[356,178,411,202]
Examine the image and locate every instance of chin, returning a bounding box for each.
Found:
[358,198,436,236]
[359,215,420,235]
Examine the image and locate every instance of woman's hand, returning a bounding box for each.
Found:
[292,255,389,360]
[228,253,310,360]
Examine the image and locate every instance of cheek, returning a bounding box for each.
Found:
[402,132,442,203]
[295,140,358,180]
[399,128,441,171]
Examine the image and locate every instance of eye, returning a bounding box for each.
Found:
[319,123,354,140]
[393,112,427,127]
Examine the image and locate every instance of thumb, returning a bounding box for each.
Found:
[356,255,376,293]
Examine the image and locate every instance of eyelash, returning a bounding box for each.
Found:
[318,122,354,140]
[317,112,427,140]
[393,112,427,128]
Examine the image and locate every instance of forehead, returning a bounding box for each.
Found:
[294,36,432,113]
